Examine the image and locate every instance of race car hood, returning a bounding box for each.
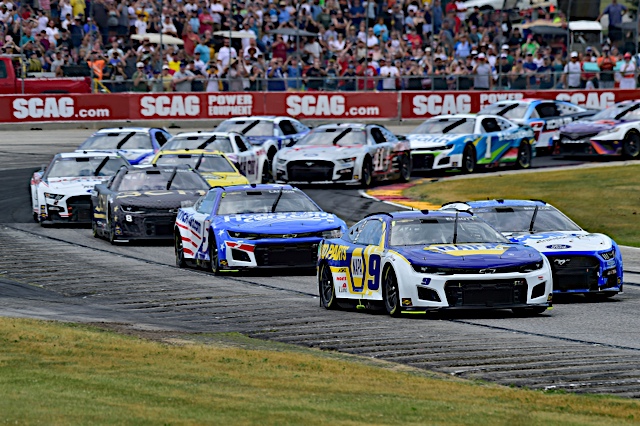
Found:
[279,145,364,161]
[217,211,342,233]
[560,120,621,137]
[43,176,111,193]
[112,190,207,209]
[201,172,248,187]
[245,135,280,145]
[77,149,152,165]
[507,231,613,252]
[406,134,467,150]
[394,243,543,269]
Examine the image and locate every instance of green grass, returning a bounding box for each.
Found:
[404,164,640,246]
[1,318,640,425]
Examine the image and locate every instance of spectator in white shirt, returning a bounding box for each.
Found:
[162,15,177,36]
[563,51,582,89]
[217,38,237,68]
[379,58,399,90]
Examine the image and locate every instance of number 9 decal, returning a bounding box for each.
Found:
[367,253,381,291]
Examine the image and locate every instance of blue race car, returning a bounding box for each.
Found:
[318,210,553,316]
[441,200,624,298]
[406,114,536,174]
[77,127,172,165]
[480,99,597,154]
[174,184,347,273]
[555,100,640,158]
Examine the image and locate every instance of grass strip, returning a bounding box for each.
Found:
[0,318,639,425]
[405,165,640,247]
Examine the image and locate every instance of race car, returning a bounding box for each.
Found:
[76,127,172,165]
[216,116,310,160]
[318,210,553,316]
[554,100,640,159]
[174,184,348,273]
[441,200,623,298]
[160,131,269,184]
[479,99,597,154]
[273,123,411,187]
[91,165,210,243]
[405,114,535,174]
[31,152,130,225]
[151,150,249,187]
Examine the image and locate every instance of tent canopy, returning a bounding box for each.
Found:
[568,21,603,32]
[131,33,184,45]
[270,28,319,37]
[213,30,257,39]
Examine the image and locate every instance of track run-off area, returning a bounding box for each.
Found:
[2,127,640,397]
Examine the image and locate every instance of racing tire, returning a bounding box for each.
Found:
[33,212,39,223]
[318,262,338,310]
[208,232,222,276]
[107,212,117,245]
[512,306,548,316]
[360,157,373,188]
[461,144,477,174]
[622,132,640,160]
[261,161,271,184]
[515,141,532,169]
[265,148,278,183]
[397,153,411,183]
[382,266,402,317]
[92,220,99,239]
[174,231,187,268]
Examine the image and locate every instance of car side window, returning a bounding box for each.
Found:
[345,220,366,243]
[154,131,169,146]
[496,117,514,131]
[355,219,383,246]
[535,103,558,118]
[279,120,297,136]
[293,120,309,133]
[196,191,217,214]
[482,118,500,133]
[557,103,580,116]
[380,127,398,142]
[235,136,249,152]
[370,127,386,144]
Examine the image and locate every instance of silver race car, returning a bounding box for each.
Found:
[273,123,411,187]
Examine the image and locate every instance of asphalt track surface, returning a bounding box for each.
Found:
[2,128,640,398]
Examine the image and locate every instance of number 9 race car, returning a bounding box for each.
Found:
[273,123,411,187]
[318,210,553,316]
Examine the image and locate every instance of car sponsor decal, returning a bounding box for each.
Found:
[546,244,571,249]
[424,244,510,256]
[320,244,348,261]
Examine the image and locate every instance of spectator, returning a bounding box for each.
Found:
[582,53,600,89]
[473,53,492,90]
[217,38,237,68]
[598,0,626,46]
[598,46,617,89]
[173,61,196,91]
[563,51,582,89]
[379,57,399,90]
[132,61,149,92]
[206,63,221,92]
[304,57,325,90]
[496,54,512,89]
[266,57,286,91]
[509,59,527,90]
[618,52,636,89]
[537,56,554,89]
[523,52,537,88]
[284,55,302,90]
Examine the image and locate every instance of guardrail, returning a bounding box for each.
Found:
[1,89,638,123]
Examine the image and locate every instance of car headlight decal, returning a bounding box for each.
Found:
[321,228,343,239]
[44,193,64,200]
[600,248,616,260]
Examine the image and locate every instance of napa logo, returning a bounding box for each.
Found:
[424,244,510,256]
[350,256,363,278]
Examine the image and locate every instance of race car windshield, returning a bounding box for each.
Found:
[473,206,582,233]
[389,217,510,246]
[217,190,321,214]
[115,170,209,191]
[46,157,128,178]
[413,118,475,134]
[162,136,234,153]
[480,104,528,120]
[80,133,152,150]
[216,120,273,137]
[296,129,366,146]
[590,103,640,121]
[155,154,236,173]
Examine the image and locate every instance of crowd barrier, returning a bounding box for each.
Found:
[2,89,639,123]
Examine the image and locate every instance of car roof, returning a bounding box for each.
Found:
[314,123,370,130]
[95,127,155,134]
[444,199,549,210]
[156,149,228,157]
[222,116,279,122]
[366,210,474,220]
[214,184,297,192]
[125,164,193,172]
[174,131,239,138]
[56,151,122,159]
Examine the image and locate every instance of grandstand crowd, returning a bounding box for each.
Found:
[0,0,637,91]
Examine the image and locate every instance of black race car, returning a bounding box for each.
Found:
[91,165,210,243]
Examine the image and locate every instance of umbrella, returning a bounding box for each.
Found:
[270,28,319,37]
[213,30,257,39]
[529,25,568,36]
[131,33,184,45]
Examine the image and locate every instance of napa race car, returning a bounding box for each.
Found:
[480,99,597,154]
[76,127,172,165]
[441,200,623,297]
[160,131,269,183]
[554,100,640,159]
[318,210,553,316]
[151,150,249,187]
[216,116,311,160]
[405,114,535,174]
[273,123,411,187]
[174,184,348,273]
[31,152,130,225]
[91,165,209,243]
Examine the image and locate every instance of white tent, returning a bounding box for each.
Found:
[131,33,184,45]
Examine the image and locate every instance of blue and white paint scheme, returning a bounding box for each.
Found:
[76,127,172,165]
[174,184,347,272]
[441,199,623,297]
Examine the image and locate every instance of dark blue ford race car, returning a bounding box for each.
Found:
[174,184,347,273]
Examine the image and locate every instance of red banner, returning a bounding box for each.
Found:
[400,89,640,120]
[2,89,640,123]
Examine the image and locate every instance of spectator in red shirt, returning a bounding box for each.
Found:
[198,9,214,35]
[356,57,377,90]
[406,28,422,50]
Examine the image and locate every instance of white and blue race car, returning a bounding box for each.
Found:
[174,184,347,274]
[441,200,623,298]
[318,210,553,316]
[405,114,535,174]
[76,127,172,165]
